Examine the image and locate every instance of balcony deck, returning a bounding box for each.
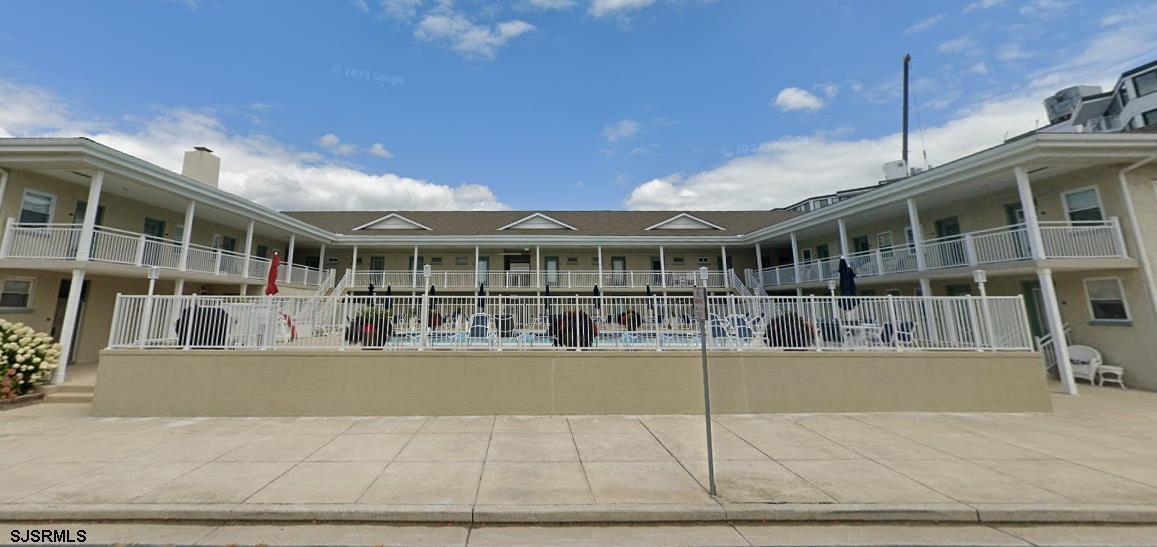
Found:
[347,269,732,291]
[751,220,1128,289]
[0,222,325,287]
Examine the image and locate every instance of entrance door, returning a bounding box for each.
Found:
[71,201,105,257]
[51,278,91,365]
[610,257,627,287]
[408,255,425,288]
[476,256,489,286]
[545,256,560,286]
[933,216,963,268]
[1005,203,1031,259]
[650,257,662,286]
[1021,280,1048,339]
[504,256,531,287]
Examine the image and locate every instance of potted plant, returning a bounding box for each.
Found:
[0,320,61,406]
[346,306,393,347]
[765,313,815,349]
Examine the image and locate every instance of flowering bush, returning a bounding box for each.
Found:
[0,319,61,399]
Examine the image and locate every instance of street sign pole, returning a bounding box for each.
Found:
[695,267,717,497]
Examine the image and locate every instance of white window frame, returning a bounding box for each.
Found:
[876,230,894,250]
[1083,276,1131,322]
[19,189,57,225]
[0,276,35,309]
[1061,186,1105,222]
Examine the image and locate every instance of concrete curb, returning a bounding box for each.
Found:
[3,503,1157,525]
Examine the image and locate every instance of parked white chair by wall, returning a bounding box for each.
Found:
[1067,345,1102,384]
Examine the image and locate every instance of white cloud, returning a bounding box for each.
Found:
[624,12,1154,211]
[773,87,824,112]
[997,43,1033,61]
[904,14,943,34]
[381,0,425,20]
[527,0,576,9]
[1019,0,1073,16]
[963,0,1003,13]
[968,62,989,75]
[0,79,506,211]
[319,133,358,156]
[351,0,370,13]
[937,37,974,54]
[589,0,656,18]
[603,119,641,142]
[369,142,394,158]
[414,7,535,60]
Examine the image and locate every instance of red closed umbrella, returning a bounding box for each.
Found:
[265,251,281,295]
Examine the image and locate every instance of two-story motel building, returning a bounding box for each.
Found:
[2,128,1157,394]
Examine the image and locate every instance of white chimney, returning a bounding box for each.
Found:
[181,146,220,187]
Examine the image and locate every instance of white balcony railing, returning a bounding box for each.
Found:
[346,269,730,290]
[108,293,1034,352]
[0,222,324,287]
[757,219,1126,288]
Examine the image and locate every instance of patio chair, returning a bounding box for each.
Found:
[452,313,497,347]
[1067,345,1102,384]
[727,314,763,346]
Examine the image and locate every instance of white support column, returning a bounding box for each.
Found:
[178,201,195,271]
[659,246,667,288]
[286,233,296,284]
[318,244,327,275]
[412,245,419,288]
[754,243,764,286]
[53,269,86,383]
[0,169,9,219]
[174,278,185,295]
[242,220,255,278]
[1038,267,1077,395]
[919,278,932,297]
[790,232,801,283]
[720,245,729,288]
[597,246,603,285]
[351,245,358,279]
[76,170,104,261]
[535,245,541,288]
[837,219,849,257]
[906,198,926,271]
[1015,165,1045,260]
[474,246,481,285]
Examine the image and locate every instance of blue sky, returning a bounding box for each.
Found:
[1,0,1155,211]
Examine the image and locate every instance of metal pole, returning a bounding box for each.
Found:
[695,267,717,497]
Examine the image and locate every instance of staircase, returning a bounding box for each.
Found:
[40,384,94,404]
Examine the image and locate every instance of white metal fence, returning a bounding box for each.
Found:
[344,269,729,290]
[109,293,1033,352]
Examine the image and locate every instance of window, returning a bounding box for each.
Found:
[566,257,579,265]
[430,257,443,265]
[1062,188,1104,221]
[800,248,813,261]
[255,245,269,258]
[816,244,829,259]
[1085,278,1130,322]
[1116,85,1130,107]
[672,257,685,265]
[0,278,33,308]
[455,256,467,266]
[143,217,166,238]
[1135,70,1157,97]
[876,231,894,249]
[1143,109,1157,128]
[220,236,237,252]
[905,226,915,247]
[884,289,902,297]
[852,236,870,253]
[697,257,710,265]
[369,256,385,270]
[19,191,55,224]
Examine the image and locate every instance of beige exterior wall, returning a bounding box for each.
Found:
[94,349,1050,416]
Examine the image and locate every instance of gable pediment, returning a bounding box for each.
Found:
[645,213,725,231]
[498,213,577,231]
[353,213,431,231]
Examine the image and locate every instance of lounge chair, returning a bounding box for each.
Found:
[453,313,497,347]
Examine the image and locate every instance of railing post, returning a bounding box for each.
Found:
[964,234,978,266]
[1110,216,1127,257]
[182,296,196,350]
[135,235,147,266]
[874,249,884,276]
[886,295,900,350]
[0,217,15,257]
[966,295,983,352]
[214,250,223,274]
[808,296,823,351]
[137,294,155,349]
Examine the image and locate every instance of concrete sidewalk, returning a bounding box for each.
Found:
[2,386,1157,526]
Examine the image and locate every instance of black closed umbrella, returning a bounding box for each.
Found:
[429,285,437,296]
[837,258,857,310]
[477,282,486,310]
[384,285,392,311]
[367,282,376,297]
[592,284,601,310]
[645,284,653,309]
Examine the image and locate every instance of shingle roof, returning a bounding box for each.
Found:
[284,210,800,237]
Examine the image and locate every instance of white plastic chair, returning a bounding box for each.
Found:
[1067,345,1102,384]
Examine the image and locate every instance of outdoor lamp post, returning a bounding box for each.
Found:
[695,265,717,497]
[827,279,837,297]
[147,266,160,296]
[973,269,995,349]
[972,269,988,297]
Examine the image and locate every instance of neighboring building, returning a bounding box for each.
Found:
[1042,60,1157,133]
[783,185,878,214]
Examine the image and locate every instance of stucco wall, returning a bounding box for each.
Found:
[94,349,1051,416]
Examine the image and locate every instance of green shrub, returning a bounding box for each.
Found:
[0,319,61,398]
